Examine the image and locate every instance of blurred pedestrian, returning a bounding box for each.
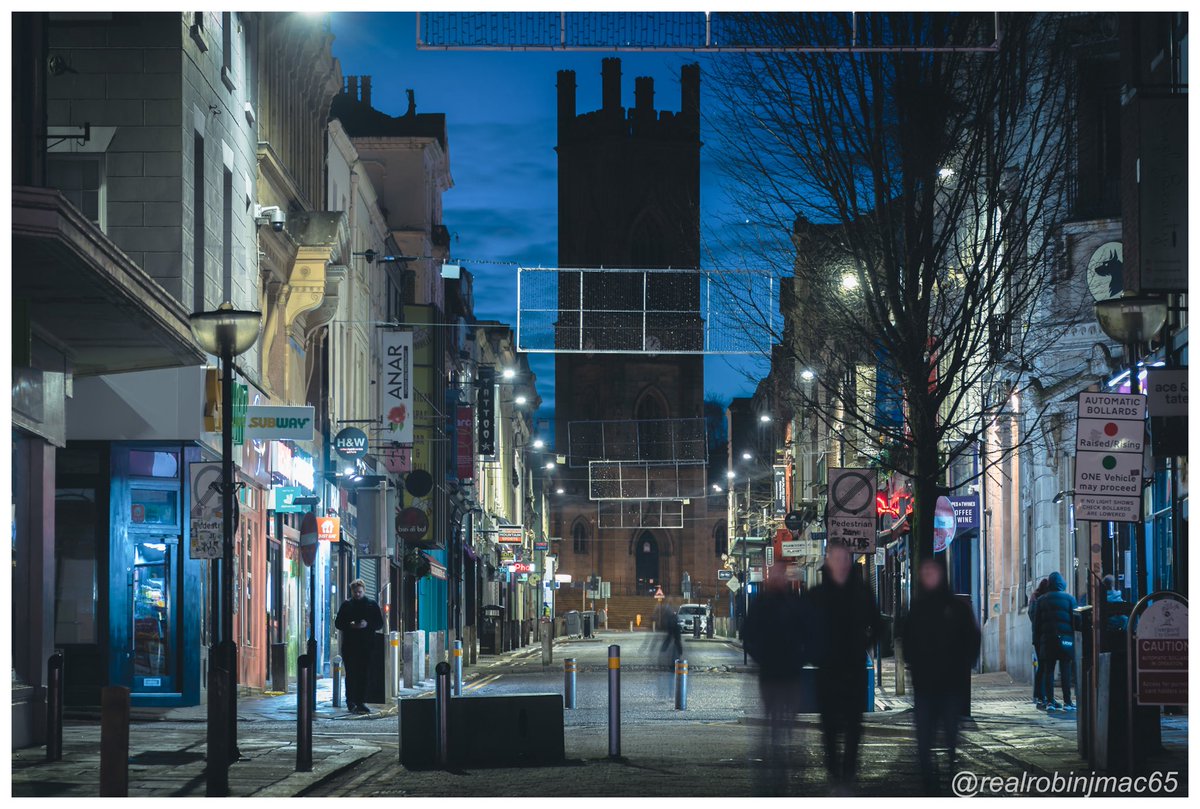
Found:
[742,561,807,794]
[1029,577,1051,706]
[334,579,384,714]
[1033,571,1078,712]
[903,556,981,794]
[658,601,682,667]
[803,542,883,795]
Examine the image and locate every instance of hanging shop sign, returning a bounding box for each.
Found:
[317,516,341,542]
[188,462,223,559]
[395,507,430,543]
[948,495,979,534]
[272,486,305,513]
[826,467,877,553]
[773,464,787,516]
[1146,368,1188,417]
[497,524,523,545]
[477,366,496,456]
[381,330,413,444]
[456,406,475,481]
[333,427,369,460]
[244,406,314,441]
[534,539,550,552]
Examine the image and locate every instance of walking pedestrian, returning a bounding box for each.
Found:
[334,579,384,714]
[902,556,981,794]
[1029,578,1051,706]
[803,541,883,795]
[742,561,807,794]
[1032,571,1078,712]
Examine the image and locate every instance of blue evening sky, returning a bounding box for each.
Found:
[328,12,770,422]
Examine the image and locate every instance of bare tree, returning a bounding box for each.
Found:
[704,12,1090,566]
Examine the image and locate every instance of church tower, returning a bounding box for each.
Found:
[552,59,723,599]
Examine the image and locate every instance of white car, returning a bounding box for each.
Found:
[677,604,710,634]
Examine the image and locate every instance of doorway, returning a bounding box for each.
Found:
[635,531,660,595]
[129,533,180,693]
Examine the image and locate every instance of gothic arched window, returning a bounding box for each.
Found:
[572,520,588,554]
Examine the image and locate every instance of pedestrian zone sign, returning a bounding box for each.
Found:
[826,467,877,553]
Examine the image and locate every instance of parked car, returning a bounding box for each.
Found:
[677,603,710,634]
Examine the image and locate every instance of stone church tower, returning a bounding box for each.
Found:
[551,58,724,599]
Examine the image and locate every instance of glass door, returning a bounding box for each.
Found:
[131,535,178,692]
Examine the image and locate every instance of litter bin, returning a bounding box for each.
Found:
[564,610,581,637]
[581,611,594,638]
[481,605,504,654]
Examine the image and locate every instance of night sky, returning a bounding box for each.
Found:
[328,12,769,421]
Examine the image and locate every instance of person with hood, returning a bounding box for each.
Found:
[802,541,883,794]
[902,556,981,794]
[1032,571,1078,711]
[1028,577,1051,705]
[334,579,385,714]
[742,561,808,793]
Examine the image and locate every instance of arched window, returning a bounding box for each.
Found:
[572,520,588,554]
[714,522,728,559]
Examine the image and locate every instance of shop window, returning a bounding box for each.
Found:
[54,488,99,645]
[128,450,179,478]
[46,154,105,230]
[130,488,179,527]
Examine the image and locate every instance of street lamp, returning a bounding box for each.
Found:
[188,303,261,797]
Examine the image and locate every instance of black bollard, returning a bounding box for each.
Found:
[608,644,621,758]
[332,655,343,709]
[693,616,701,639]
[206,657,230,797]
[296,655,312,772]
[99,686,130,797]
[435,661,451,768]
[46,651,63,762]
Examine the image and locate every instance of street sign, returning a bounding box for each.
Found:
[1076,418,1145,453]
[726,577,741,593]
[1136,597,1188,706]
[764,546,775,568]
[780,540,806,557]
[932,496,956,554]
[1076,494,1141,522]
[1077,392,1146,420]
[826,467,877,553]
[654,585,664,601]
[189,462,223,559]
[299,512,318,567]
[717,569,733,581]
[1074,451,1143,496]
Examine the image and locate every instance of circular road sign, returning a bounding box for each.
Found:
[333,427,368,460]
[933,496,956,553]
[831,471,874,514]
[299,512,318,567]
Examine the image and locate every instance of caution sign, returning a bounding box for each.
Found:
[1136,597,1188,706]
[826,467,877,553]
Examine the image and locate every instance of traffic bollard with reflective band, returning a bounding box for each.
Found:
[453,640,464,696]
[332,655,343,708]
[564,658,577,709]
[608,645,621,758]
[296,655,312,772]
[46,651,64,762]
[674,659,688,710]
[435,661,451,768]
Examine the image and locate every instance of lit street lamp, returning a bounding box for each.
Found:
[188,303,261,797]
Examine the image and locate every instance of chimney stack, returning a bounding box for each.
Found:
[557,69,577,141]
[601,57,622,114]
[361,76,372,107]
[680,63,700,125]
[634,76,654,116]
[346,75,359,99]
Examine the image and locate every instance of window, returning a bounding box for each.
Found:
[128,450,179,478]
[714,522,727,559]
[46,155,104,229]
[572,521,588,554]
[222,165,233,300]
[220,12,235,90]
[193,132,206,312]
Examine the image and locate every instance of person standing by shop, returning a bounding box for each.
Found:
[335,579,384,714]
[1029,577,1051,707]
[803,541,883,795]
[1032,571,1078,712]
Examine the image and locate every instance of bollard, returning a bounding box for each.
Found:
[99,686,130,797]
[296,655,312,772]
[332,655,343,708]
[46,651,64,762]
[453,641,464,696]
[674,659,688,710]
[564,658,577,709]
[607,645,621,758]
[434,661,451,768]
[206,658,230,797]
[541,626,552,667]
[707,614,714,638]
[693,616,701,638]
[629,620,634,632]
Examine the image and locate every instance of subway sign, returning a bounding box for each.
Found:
[244,406,315,441]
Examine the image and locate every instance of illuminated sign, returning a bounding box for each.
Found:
[244,406,314,440]
[497,525,523,544]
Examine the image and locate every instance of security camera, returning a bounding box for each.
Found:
[254,204,286,232]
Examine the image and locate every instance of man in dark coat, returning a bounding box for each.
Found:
[802,542,883,794]
[903,556,981,794]
[742,562,808,794]
[334,579,384,714]
[1032,571,1077,711]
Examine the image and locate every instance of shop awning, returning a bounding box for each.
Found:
[422,551,448,580]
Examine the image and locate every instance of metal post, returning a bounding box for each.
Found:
[693,615,701,639]
[220,343,240,762]
[332,655,343,708]
[564,658,577,709]
[435,661,451,768]
[99,686,130,797]
[45,651,63,762]
[607,644,621,758]
[453,640,463,696]
[296,655,312,772]
[674,658,688,710]
[206,653,229,796]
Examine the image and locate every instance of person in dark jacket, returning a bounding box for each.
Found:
[1032,571,1077,711]
[1029,578,1051,705]
[334,579,384,714]
[742,562,808,793]
[903,556,981,794]
[802,542,883,794]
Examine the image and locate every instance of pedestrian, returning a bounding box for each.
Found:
[802,541,883,795]
[658,601,682,667]
[334,579,384,714]
[741,561,807,794]
[1029,577,1051,706]
[1032,571,1078,712]
[902,556,981,795]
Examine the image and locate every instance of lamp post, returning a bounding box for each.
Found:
[1094,293,1167,601]
[188,303,261,797]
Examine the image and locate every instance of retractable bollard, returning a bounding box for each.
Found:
[541,626,552,667]
[46,651,64,762]
[693,617,702,638]
[296,655,313,772]
[608,645,621,758]
[389,632,401,699]
[434,661,451,768]
[674,659,688,710]
[453,641,464,696]
[564,658,577,709]
[332,655,343,708]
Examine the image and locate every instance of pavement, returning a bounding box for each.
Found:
[10,631,1189,798]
